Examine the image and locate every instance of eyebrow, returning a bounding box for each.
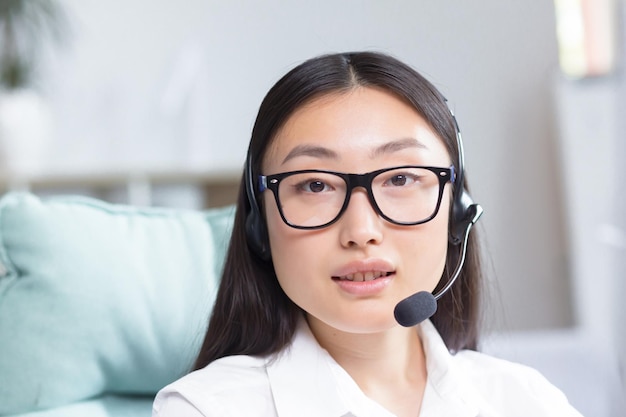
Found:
[281,137,427,165]
[370,137,427,158]
[282,145,339,164]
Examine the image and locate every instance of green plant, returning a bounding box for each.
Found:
[0,0,66,90]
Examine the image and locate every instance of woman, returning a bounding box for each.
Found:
[153,51,581,416]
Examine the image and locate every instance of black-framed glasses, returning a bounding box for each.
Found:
[258,165,455,229]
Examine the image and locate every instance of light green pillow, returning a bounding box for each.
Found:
[0,192,234,415]
[4,396,153,417]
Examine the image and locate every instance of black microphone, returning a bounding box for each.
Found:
[393,204,483,327]
[394,291,438,327]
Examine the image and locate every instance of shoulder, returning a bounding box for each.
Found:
[452,350,582,415]
[152,355,277,417]
[454,349,548,383]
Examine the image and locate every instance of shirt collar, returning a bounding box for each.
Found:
[267,317,481,417]
[266,317,352,417]
[418,320,481,417]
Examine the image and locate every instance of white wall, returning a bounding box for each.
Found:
[617,74,626,405]
[41,0,573,332]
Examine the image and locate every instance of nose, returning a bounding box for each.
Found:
[338,188,384,248]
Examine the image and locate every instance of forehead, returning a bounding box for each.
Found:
[262,87,450,171]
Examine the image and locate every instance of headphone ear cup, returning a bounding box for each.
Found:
[449,190,474,245]
[245,206,271,260]
[244,153,271,261]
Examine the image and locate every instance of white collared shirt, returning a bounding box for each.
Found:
[152,319,583,417]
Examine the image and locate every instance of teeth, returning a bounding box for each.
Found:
[339,271,387,281]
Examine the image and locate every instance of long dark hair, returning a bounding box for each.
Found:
[194,51,483,370]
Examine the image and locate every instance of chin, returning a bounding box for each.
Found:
[317,311,400,335]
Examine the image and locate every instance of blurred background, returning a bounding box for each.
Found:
[0,0,624,415]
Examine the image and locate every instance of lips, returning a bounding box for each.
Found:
[331,259,395,282]
[335,271,393,282]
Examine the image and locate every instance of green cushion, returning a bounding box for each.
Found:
[4,395,153,417]
[0,193,234,415]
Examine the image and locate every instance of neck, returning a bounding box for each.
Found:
[306,315,428,416]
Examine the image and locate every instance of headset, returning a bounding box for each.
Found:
[244,150,272,260]
[446,101,480,245]
[243,97,480,261]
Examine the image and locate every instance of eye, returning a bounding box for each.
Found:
[390,175,408,186]
[297,179,333,193]
[384,173,418,187]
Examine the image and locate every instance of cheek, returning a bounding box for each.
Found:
[265,195,296,254]
[264,197,315,293]
[405,194,451,290]
[433,194,452,273]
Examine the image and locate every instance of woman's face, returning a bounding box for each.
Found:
[262,87,452,334]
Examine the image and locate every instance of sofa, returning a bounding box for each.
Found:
[0,192,234,417]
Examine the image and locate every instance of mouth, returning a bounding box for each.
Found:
[332,271,394,282]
